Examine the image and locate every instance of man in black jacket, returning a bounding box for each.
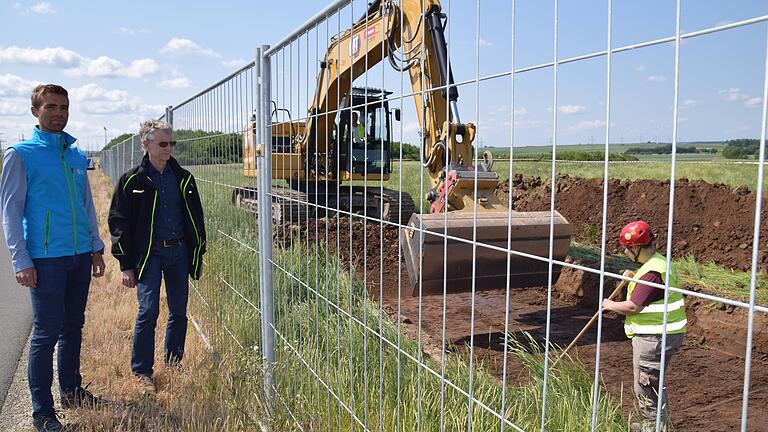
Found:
[108,120,206,388]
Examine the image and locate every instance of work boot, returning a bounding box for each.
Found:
[61,385,106,409]
[32,412,63,432]
[135,374,156,397]
[630,421,664,432]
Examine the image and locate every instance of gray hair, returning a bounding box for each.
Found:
[139,120,172,142]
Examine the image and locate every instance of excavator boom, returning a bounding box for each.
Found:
[241,0,572,295]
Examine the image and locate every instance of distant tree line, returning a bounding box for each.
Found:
[515,151,638,162]
[722,138,760,159]
[391,141,420,160]
[104,133,134,150]
[625,144,717,155]
[102,129,242,165]
[172,130,242,165]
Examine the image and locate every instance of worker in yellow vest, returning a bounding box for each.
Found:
[602,221,687,432]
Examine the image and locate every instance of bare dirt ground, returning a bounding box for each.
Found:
[284,174,768,432]
[499,174,768,271]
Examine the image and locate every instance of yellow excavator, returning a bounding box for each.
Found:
[234,0,572,296]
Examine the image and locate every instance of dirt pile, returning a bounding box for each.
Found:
[498,174,768,271]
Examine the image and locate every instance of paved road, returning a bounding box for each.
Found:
[0,244,31,409]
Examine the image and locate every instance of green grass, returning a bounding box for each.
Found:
[568,243,768,306]
[189,179,629,431]
[487,142,726,156]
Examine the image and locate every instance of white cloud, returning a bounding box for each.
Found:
[569,120,607,131]
[122,59,159,78]
[67,57,159,78]
[159,77,192,89]
[0,100,28,116]
[0,74,40,97]
[745,97,762,108]
[634,65,646,72]
[69,83,163,115]
[647,75,667,82]
[0,46,82,67]
[479,38,493,47]
[402,121,420,133]
[222,58,248,68]
[0,46,158,79]
[682,99,699,108]
[115,27,151,36]
[160,38,221,58]
[493,105,528,116]
[558,105,586,115]
[719,87,748,101]
[513,120,546,129]
[29,2,55,14]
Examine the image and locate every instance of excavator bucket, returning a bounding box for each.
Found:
[400,211,572,296]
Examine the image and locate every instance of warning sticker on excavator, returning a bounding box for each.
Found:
[366,24,378,39]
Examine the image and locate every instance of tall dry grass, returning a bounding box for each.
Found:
[65,171,266,431]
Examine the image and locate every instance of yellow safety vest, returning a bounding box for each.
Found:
[624,252,687,338]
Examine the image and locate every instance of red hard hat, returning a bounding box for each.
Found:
[620,220,653,247]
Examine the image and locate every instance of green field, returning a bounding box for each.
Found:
[189,158,766,305]
[486,141,726,157]
[190,158,764,213]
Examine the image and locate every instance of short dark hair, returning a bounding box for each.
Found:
[31,84,68,108]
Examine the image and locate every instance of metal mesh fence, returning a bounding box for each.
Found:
[99,1,768,431]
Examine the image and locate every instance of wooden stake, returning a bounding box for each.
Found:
[553,269,635,367]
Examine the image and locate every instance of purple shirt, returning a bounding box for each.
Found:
[629,271,665,307]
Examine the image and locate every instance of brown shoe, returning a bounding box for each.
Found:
[61,385,106,409]
[135,374,156,396]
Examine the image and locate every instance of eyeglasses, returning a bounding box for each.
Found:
[155,141,177,148]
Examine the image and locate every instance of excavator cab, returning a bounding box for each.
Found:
[332,87,395,179]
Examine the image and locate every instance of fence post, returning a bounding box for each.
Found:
[165,105,174,128]
[256,44,277,409]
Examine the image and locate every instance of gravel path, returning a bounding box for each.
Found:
[0,335,66,431]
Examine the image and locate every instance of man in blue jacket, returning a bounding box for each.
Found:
[0,84,106,432]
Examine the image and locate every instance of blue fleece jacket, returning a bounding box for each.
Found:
[1,127,103,270]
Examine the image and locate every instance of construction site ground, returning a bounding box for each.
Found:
[279,175,768,432]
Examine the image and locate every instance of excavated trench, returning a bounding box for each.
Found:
[274,175,768,431]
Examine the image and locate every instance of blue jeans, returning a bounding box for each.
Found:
[131,244,189,377]
[28,253,92,416]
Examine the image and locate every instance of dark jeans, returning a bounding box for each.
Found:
[28,253,92,416]
[131,244,189,377]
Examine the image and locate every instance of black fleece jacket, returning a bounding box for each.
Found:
[108,155,206,281]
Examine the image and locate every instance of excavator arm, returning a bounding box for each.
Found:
[300,0,572,295]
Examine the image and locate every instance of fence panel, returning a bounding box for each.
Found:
[97,1,768,431]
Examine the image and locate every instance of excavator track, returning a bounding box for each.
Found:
[231,186,311,226]
[233,185,414,226]
[368,187,416,225]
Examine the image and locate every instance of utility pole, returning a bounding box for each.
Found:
[103,126,108,150]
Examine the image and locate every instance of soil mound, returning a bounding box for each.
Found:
[498,174,768,271]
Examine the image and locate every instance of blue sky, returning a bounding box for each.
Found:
[1,0,766,152]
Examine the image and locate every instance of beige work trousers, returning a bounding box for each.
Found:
[631,333,684,431]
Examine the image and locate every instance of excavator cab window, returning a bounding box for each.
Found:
[335,92,392,176]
